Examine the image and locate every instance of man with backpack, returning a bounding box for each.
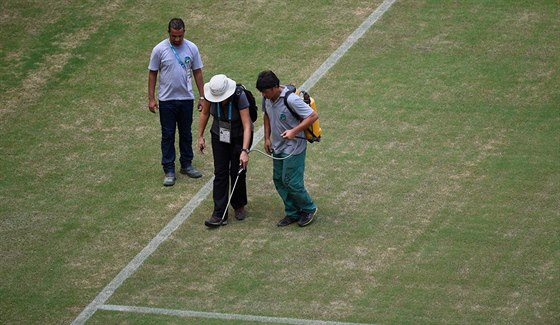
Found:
[198,74,254,227]
[256,70,319,227]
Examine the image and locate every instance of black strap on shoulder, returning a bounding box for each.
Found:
[283,90,301,121]
[232,85,243,109]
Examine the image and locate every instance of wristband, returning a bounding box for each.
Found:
[241,148,250,154]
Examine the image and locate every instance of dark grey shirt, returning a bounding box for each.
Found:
[210,91,250,138]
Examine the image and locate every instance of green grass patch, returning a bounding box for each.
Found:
[1,0,558,324]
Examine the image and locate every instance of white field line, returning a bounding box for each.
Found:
[299,0,396,93]
[71,180,214,325]
[99,304,380,325]
[72,0,396,324]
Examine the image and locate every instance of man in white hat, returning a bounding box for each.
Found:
[198,74,253,227]
[148,18,205,186]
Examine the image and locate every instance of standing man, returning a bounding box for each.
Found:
[148,18,204,186]
[256,70,319,227]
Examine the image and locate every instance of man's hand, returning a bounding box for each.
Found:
[264,139,273,155]
[239,151,249,169]
[148,99,158,113]
[281,129,297,140]
[198,137,206,153]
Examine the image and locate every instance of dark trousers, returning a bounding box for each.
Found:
[211,132,253,218]
[158,100,194,173]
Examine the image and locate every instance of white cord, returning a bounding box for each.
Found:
[249,140,302,160]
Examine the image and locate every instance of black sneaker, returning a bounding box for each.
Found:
[204,214,227,228]
[298,208,317,227]
[277,216,298,227]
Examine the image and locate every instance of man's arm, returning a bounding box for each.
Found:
[197,99,211,153]
[263,112,272,154]
[239,107,252,169]
[281,95,319,140]
[192,68,205,112]
[148,70,158,113]
[282,110,318,140]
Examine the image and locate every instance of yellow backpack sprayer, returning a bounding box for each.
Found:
[284,84,322,143]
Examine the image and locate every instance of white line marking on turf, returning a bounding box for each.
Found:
[99,304,380,325]
[72,1,395,324]
[71,181,214,325]
[253,0,396,146]
[299,0,396,92]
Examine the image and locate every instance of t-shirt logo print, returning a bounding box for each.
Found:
[280,113,287,121]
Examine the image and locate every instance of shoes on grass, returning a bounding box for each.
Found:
[163,172,176,186]
[205,214,227,228]
[180,166,202,178]
[277,208,318,227]
[277,216,299,227]
[298,208,317,227]
[234,207,247,221]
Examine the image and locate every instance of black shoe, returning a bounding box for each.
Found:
[163,172,176,186]
[234,207,247,221]
[205,214,227,228]
[180,166,202,178]
[277,216,298,227]
[298,208,317,227]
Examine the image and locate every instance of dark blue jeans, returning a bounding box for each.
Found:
[158,100,194,174]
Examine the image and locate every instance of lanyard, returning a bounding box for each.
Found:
[169,41,186,69]
[216,100,233,121]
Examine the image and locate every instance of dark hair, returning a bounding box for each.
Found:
[168,18,185,32]
[256,70,280,92]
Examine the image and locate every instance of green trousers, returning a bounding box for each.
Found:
[273,150,316,219]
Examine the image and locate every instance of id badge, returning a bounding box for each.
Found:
[184,56,192,78]
[219,121,231,144]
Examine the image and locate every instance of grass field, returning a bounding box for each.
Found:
[1,0,559,324]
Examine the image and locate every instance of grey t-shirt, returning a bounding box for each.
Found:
[148,38,203,101]
[262,86,313,155]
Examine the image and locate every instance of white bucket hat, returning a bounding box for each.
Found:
[204,74,236,103]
